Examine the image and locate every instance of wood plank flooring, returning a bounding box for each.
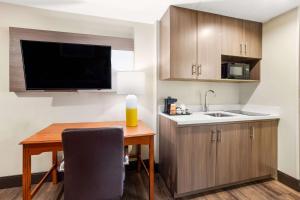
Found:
[0,170,300,200]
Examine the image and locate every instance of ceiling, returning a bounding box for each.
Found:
[1,0,300,23]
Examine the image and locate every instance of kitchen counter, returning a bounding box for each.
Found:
[159,110,280,126]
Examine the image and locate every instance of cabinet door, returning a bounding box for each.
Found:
[197,12,221,79]
[216,123,251,186]
[221,16,244,57]
[170,7,197,79]
[243,20,262,58]
[249,121,277,178]
[177,125,217,194]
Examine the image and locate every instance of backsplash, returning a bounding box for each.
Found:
[157,80,240,106]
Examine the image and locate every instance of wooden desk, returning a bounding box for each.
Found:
[20,121,155,200]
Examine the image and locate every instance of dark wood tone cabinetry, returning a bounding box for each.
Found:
[159,6,262,82]
[215,123,250,185]
[177,125,216,194]
[197,12,222,79]
[221,16,244,57]
[243,21,262,59]
[170,7,198,79]
[159,6,221,80]
[221,17,262,58]
[159,117,278,197]
[249,121,278,178]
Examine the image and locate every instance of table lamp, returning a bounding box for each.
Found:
[117,71,145,127]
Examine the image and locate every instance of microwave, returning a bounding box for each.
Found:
[221,63,250,79]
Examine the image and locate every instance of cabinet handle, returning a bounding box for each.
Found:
[197,64,202,76]
[211,130,217,142]
[217,129,222,142]
[244,44,247,55]
[240,44,243,55]
[192,64,196,75]
[250,126,255,139]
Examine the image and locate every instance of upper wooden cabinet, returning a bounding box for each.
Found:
[221,16,244,57]
[197,12,222,79]
[159,6,221,80]
[221,16,262,58]
[243,20,262,58]
[159,6,262,81]
[169,6,198,79]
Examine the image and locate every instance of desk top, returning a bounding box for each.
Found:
[20,121,155,145]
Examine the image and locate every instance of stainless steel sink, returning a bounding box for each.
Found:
[205,112,234,117]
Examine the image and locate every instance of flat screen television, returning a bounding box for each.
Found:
[20,40,112,90]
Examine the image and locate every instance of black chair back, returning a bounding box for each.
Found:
[62,127,124,200]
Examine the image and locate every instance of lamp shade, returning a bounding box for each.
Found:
[117,71,145,95]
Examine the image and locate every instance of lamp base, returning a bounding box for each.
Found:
[126,95,138,127]
[126,108,138,127]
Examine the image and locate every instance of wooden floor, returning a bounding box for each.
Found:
[0,170,300,200]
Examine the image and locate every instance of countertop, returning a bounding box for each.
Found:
[159,110,280,126]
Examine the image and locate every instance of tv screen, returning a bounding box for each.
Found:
[20,40,112,90]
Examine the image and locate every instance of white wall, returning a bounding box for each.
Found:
[240,8,300,179]
[157,81,240,106]
[0,3,156,177]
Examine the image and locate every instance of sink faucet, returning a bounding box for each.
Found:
[204,90,216,112]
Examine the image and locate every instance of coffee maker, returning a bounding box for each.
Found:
[164,97,177,115]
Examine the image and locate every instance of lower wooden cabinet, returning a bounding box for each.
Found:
[177,125,216,194]
[215,123,251,185]
[249,121,277,178]
[159,116,278,197]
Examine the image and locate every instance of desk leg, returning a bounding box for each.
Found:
[149,136,154,200]
[52,150,58,184]
[137,144,141,172]
[23,146,31,200]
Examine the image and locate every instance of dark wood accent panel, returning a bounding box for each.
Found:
[159,8,171,80]
[0,160,158,190]
[215,123,251,185]
[159,116,178,194]
[0,171,64,189]
[9,27,134,92]
[177,125,216,194]
[278,170,300,192]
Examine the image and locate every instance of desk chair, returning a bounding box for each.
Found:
[62,127,124,200]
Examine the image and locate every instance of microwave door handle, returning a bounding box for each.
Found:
[227,65,230,79]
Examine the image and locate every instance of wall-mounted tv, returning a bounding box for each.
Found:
[20,40,112,90]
